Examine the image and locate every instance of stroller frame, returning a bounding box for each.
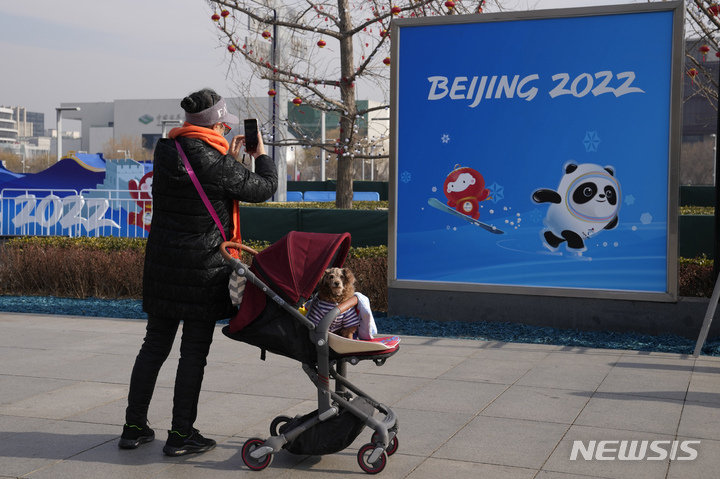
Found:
[220,239,399,474]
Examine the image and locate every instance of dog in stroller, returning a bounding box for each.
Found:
[219,231,400,474]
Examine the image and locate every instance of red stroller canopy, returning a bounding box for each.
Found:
[229,231,352,333]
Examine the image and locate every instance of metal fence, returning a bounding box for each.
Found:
[0,188,150,238]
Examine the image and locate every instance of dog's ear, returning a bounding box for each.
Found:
[343,268,356,285]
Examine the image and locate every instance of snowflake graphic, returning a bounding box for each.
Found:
[624,194,635,206]
[441,134,450,144]
[640,213,652,225]
[487,181,504,204]
[528,208,544,224]
[583,131,601,152]
[401,171,412,183]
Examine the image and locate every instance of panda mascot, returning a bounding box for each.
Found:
[532,162,621,252]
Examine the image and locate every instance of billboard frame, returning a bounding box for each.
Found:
[388,1,684,302]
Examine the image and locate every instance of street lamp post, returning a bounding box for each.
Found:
[56,106,80,164]
[161,120,183,139]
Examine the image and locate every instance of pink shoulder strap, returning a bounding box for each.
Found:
[175,140,227,241]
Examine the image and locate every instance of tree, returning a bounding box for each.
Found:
[102,136,153,162]
[206,0,495,208]
[685,1,720,109]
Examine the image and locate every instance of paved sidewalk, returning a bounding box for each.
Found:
[1,312,719,478]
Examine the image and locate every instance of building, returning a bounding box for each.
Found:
[57,97,277,155]
[0,106,17,146]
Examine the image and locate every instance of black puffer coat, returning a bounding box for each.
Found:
[143,137,278,321]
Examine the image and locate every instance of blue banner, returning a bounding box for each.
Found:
[393,6,680,296]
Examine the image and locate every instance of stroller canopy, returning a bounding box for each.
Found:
[229,231,352,333]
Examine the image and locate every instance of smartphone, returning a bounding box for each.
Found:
[244,118,259,153]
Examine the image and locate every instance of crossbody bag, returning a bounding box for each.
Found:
[176,140,246,305]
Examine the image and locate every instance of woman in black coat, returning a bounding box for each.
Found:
[119,88,277,456]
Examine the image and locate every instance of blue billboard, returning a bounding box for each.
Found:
[390,3,683,300]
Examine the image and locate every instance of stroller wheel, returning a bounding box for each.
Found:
[242,437,274,471]
[371,432,399,456]
[270,415,292,436]
[357,443,388,474]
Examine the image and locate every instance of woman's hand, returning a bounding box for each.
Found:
[230,132,267,161]
[251,131,266,158]
[229,135,243,159]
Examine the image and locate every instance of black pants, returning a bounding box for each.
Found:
[125,315,216,435]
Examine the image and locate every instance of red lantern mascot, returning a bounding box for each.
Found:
[443,165,490,220]
[128,171,154,232]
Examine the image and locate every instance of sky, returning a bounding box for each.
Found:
[0,0,637,132]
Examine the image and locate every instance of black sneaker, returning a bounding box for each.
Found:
[118,423,155,449]
[163,429,217,456]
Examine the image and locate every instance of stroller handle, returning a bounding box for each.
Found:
[219,241,259,263]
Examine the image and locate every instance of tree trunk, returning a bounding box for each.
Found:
[335,0,355,209]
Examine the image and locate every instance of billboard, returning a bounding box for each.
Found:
[389,2,683,301]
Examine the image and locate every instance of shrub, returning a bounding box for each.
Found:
[678,256,714,298]
[0,239,144,298]
[0,236,389,310]
[0,237,711,308]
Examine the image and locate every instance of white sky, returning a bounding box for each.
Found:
[0,0,637,131]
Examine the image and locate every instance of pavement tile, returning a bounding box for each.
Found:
[481,385,592,424]
[595,360,692,401]
[686,371,720,406]
[515,362,612,391]
[0,380,128,420]
[574,392,685,435]
[0,375,77,405]
[406,457,536,479]
[387,407,477,457]
[439,357,537,384]
[432,415,569,469]
[676,400,720,441]
[393,378,508,414]
[2,314,720,479]
[542,425,672,479]
[666,436,720,479]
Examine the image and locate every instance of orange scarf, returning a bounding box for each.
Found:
[168,122,229,155]
[169,122,242,244]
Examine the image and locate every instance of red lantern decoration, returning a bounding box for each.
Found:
[221,10,230,17]
[228,44,236,53]
[380,29,388,38]
[445,0,455,10]
[710,4,720,16]
[700,45,711,61]
[317,39,327,48]
[391,5,401,15]
[687,68,698,85]
[383,57,391,66]
[268,89,277,97]
[292,97,302,106]
[262,30,272,40]
[211,13,221,21]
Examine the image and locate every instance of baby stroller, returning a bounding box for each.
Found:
[219,231,400,474]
